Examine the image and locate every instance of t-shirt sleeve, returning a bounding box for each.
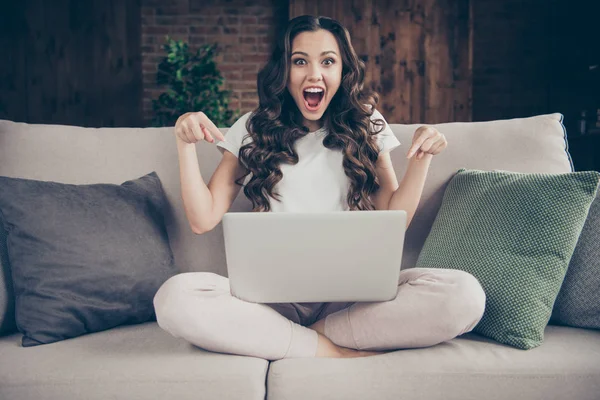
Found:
[370,108,401,155]
[216,112,254,158]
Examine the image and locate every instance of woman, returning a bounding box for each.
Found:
[153,15,486,360]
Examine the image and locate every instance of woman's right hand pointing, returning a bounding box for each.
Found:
[174,111,226,144]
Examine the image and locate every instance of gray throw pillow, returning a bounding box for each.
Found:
[0,223,16,334]
[0,172,178,346]
[550,192,600,329]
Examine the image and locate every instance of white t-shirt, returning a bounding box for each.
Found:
[216,109,401,212]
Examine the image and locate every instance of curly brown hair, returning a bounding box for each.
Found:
[235,15,386,212]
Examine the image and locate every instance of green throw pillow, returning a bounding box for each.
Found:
[416,169,600,350]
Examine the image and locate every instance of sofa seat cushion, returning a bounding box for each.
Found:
[267,325,600,400]
[0,321,268,400]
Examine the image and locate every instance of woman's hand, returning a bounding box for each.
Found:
[174,111,226,144]
[406,126,447,160]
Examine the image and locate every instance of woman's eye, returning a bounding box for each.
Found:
[323,58,335,66]
[293,59,306,65]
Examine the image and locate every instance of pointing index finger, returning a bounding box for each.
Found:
[407,138,425,159]
[407,127,434,158]
[198,113,226,142]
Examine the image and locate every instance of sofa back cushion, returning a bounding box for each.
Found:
[0,114,572,335]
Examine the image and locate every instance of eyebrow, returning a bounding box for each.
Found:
[291,51,338,57]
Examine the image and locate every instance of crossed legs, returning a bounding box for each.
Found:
[153,268,486,360]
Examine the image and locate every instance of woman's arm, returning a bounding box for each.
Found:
[388,125,447,228]
[174,111,246,234]
[388,154,433,228]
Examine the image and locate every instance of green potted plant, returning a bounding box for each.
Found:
[152,37,240,127]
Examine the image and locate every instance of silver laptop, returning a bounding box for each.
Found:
[222,210,406,303]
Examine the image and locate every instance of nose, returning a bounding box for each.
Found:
[307,63,323,82]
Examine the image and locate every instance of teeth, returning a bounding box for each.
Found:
[304,88,324,93]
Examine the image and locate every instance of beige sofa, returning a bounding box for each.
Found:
[0,113,598,400]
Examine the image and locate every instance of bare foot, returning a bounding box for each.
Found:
[314,331,388,358]
[314,331,344,358]
[308,318,326,335]
[339,347,389,358]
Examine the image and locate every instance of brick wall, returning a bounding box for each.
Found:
[141,0,287,126]
[140,0,578,127]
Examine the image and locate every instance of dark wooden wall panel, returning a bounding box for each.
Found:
[289,0,472,123]
[0,2,29,123]
[0,0,142,127]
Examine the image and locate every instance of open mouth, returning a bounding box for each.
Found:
[302,88,325,112]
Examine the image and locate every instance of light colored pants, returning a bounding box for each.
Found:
[153,268,486,361]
